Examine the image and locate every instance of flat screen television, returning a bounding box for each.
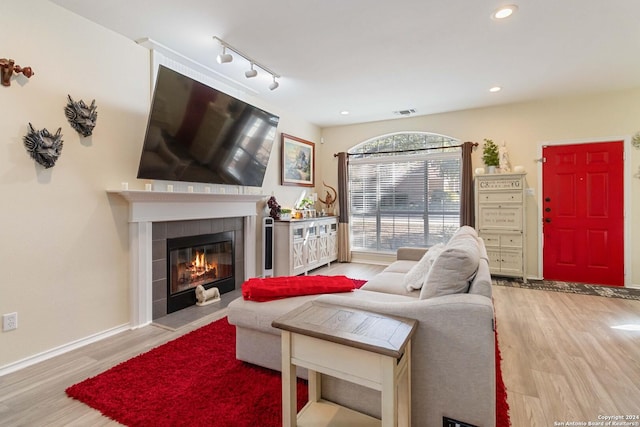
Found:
[137,65,280,187]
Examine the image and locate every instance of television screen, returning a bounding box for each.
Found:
[137,65,280,187]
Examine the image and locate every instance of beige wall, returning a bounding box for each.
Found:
[319,89,640,287]
[0,0,320,370]
[0,0,149,367]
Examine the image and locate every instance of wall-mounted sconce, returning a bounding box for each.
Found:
[1,58,34,87]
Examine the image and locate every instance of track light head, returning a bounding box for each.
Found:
[216,47,233,64]
[212,36,281,90]
[245,63,258,78]
[269,76,279,91]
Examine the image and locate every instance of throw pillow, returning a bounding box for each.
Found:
[451,225,478,239]
[404,243,445,291]
[420,234,480,299]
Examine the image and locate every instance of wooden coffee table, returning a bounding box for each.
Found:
[272,300,417,427]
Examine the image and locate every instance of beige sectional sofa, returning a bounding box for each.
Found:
[227,226,496,426]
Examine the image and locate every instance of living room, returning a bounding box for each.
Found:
[1,1,640,425]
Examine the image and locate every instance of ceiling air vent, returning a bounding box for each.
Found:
[393,109,416,116]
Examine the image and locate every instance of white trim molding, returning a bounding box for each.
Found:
[109,190,264,327]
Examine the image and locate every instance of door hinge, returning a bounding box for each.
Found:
[535,157,546,163]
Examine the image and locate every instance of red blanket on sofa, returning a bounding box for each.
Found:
[242,275,359,302]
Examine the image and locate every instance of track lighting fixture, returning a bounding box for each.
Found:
[216,46,233,64]
[245,63,258,78]
[268,76,279,91]
[213,36,281,90]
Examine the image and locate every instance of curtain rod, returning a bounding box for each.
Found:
[333,141,478,157]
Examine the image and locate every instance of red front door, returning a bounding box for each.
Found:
[542,141,624,286]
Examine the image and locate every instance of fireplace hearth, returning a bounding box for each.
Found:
[111,189,261,326]
[167,232,235,314]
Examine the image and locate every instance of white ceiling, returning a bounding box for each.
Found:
[50,0,640,127]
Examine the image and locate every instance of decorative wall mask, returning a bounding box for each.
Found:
[23,123,64,169]
[632,132,640,150]
[65,95,98,137]
[0,58,34,87]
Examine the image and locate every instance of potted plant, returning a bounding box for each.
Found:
[280,208,292,221]
[482,138,500,173]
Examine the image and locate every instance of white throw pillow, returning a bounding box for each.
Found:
[420,234,480,299]
[404,243,445,291]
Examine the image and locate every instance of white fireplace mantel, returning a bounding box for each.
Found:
[109,190,266,328]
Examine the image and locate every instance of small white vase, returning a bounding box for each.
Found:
[487,166,496,174]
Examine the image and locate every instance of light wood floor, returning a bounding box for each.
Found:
[1,263,639,426]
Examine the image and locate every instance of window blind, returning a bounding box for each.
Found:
[349,150,461,253]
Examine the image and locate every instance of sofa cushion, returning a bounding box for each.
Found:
[360,271,420,297]
[383,260,419,274]
[420,233,480,299]
[404,243,445,291]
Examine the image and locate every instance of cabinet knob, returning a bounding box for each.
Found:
[545,197,551,202]
[545,218,552,223]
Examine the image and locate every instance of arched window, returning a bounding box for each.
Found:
[348,132,461,253]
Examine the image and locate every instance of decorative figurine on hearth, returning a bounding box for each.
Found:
[23,123,63,168]
[65,95,98,137]
[267,196,281,220]
[195,285,221,306]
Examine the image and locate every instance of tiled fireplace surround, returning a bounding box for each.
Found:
[151,217,244,319]
[112,190,263,328]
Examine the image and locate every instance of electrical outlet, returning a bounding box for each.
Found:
[3,312,18,331]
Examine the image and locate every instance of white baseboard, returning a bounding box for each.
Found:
[0,323,131,377]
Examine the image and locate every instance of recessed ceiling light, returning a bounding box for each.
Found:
[489,86,502,93]
[340,111,350,115]
[492,4,518,20]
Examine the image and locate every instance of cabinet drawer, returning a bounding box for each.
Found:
[500,234,522,248]
[478,205,523,229]
[477,192,523,203]
[480,233,500,247]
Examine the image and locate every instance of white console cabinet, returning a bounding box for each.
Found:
[475,172,527,282]
[274,216,338,276]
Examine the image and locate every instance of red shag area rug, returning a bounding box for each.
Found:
[67,314,510,426]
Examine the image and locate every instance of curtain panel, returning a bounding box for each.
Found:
[337,152,352,262]
[460,141,475,227]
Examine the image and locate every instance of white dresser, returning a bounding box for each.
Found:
[274,216,339,276]
[474,172,527,282]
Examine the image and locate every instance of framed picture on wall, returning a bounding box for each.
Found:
[281,133,315,187]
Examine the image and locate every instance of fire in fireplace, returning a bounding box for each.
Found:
[167,231,235,313]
